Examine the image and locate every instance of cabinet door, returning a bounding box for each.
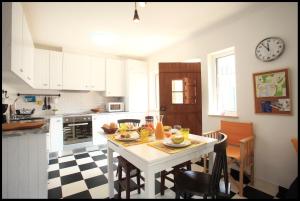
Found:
[34,49,50,89]
[50,117,63,152]
[92,115,107,145]
[49,51,63,89]
[63,53,90,90]
[105,58,125,96]
[11,2,24,79]
[22,14,34,86]
[90,57,105,91]
[125,59,148,112]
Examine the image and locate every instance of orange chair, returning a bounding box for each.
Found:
[203,120,255,196]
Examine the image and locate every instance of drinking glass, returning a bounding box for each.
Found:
[140,129,149,142]
[173,125,182,130]
[180,128,190,140]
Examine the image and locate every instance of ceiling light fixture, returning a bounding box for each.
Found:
[133,2,140,23]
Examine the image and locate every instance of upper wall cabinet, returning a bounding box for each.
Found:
[34,48,63,90]
[89,57,106,91]
[10,3,24,80]
[105,58,125,97]
[125,59,148,112]
[34,48,50,89]
[63,52,90,90]
[2,2,34,87]
[22,16,34,86]
[49,51,63,90]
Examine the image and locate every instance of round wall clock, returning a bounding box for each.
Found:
[255,37,285,62]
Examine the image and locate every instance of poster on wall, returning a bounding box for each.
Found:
[253,68,291,115]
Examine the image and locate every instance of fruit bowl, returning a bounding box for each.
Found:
[101,127,118,134]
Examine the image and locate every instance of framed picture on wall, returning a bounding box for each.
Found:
[253,68,291,115]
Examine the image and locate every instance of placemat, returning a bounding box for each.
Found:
[147,139,206,154]
[106,134,153,147]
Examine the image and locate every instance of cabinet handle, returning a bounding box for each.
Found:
[56,120,61,122]
[43,83,48,86]
[27,76,31,80]
[85,85,89,88]
[19,68,23,72]
[57,84,61,86]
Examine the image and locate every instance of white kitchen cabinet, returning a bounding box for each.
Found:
[63,52,90,90]
[22,14,34,86]
[49,117,63,152]
[10,2,24,79]
[2,134,47,198]
[105,58,125,97]
[92,114,108,146]
[49,51,63,89]
[90,56,106,91]
[34,48,50,89]
[125,59,148,112]
[2,2,34,87]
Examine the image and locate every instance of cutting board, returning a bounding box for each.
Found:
[2,120,45,131]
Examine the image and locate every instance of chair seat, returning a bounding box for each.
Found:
[176,170,211,195]
[227,145,240,160]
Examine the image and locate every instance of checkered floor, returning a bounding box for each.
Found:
[47,148,285,199]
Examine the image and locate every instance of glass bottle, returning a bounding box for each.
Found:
[155,115,165,140]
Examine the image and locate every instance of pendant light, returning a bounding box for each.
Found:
[133,2,140,23]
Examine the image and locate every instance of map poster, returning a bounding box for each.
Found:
[253,68,291,115]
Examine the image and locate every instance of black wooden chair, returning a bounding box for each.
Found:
[160,161,192,196]
[116,119,143,199]
[174,132,230,199]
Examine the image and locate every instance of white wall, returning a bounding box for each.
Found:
[147,3,298,188]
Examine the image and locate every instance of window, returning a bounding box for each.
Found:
[208,47,237,116]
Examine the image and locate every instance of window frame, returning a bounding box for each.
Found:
[208,47,238,117]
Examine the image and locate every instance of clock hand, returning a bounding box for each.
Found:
[261,43,270,51]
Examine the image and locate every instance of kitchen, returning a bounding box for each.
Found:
[2,2,298,199]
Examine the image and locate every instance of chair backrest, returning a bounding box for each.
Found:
[220,120,253,146]
[117,119,141,127]
[210,132,229,195]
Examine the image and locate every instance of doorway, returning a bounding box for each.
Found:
[159,62,202,135]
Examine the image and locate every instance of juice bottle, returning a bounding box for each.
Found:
[155,115,165,140]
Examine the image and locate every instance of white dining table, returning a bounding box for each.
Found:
[107,134,218,198]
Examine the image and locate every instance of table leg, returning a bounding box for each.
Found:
[107,146,114,198]
[208,151,215,174]
[144,170,155,198]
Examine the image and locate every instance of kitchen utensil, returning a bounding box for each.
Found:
[47,97,51,110]
[42,97,47,110]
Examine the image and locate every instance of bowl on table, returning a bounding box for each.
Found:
[101,127,118,134]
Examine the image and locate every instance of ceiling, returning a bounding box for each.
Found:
[23,2,269,59]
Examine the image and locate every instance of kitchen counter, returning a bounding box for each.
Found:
[2,120,49,137]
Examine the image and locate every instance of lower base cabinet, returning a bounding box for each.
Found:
[2,133,48,198]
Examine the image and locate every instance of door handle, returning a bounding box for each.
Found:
[160,106,166,111]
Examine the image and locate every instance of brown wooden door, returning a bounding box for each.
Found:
[159,63,202,135]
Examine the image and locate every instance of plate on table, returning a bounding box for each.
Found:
[163,138,191,148]
[115,131,140,141]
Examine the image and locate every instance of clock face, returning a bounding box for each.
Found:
[255,37,285,62]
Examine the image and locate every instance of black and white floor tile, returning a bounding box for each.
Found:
[47,148,286,199]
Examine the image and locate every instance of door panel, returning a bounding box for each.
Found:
[159,63,202,135]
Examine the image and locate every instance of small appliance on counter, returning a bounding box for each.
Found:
[106,102,124,112]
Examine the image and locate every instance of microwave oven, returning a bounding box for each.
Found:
[106,102,125,112]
